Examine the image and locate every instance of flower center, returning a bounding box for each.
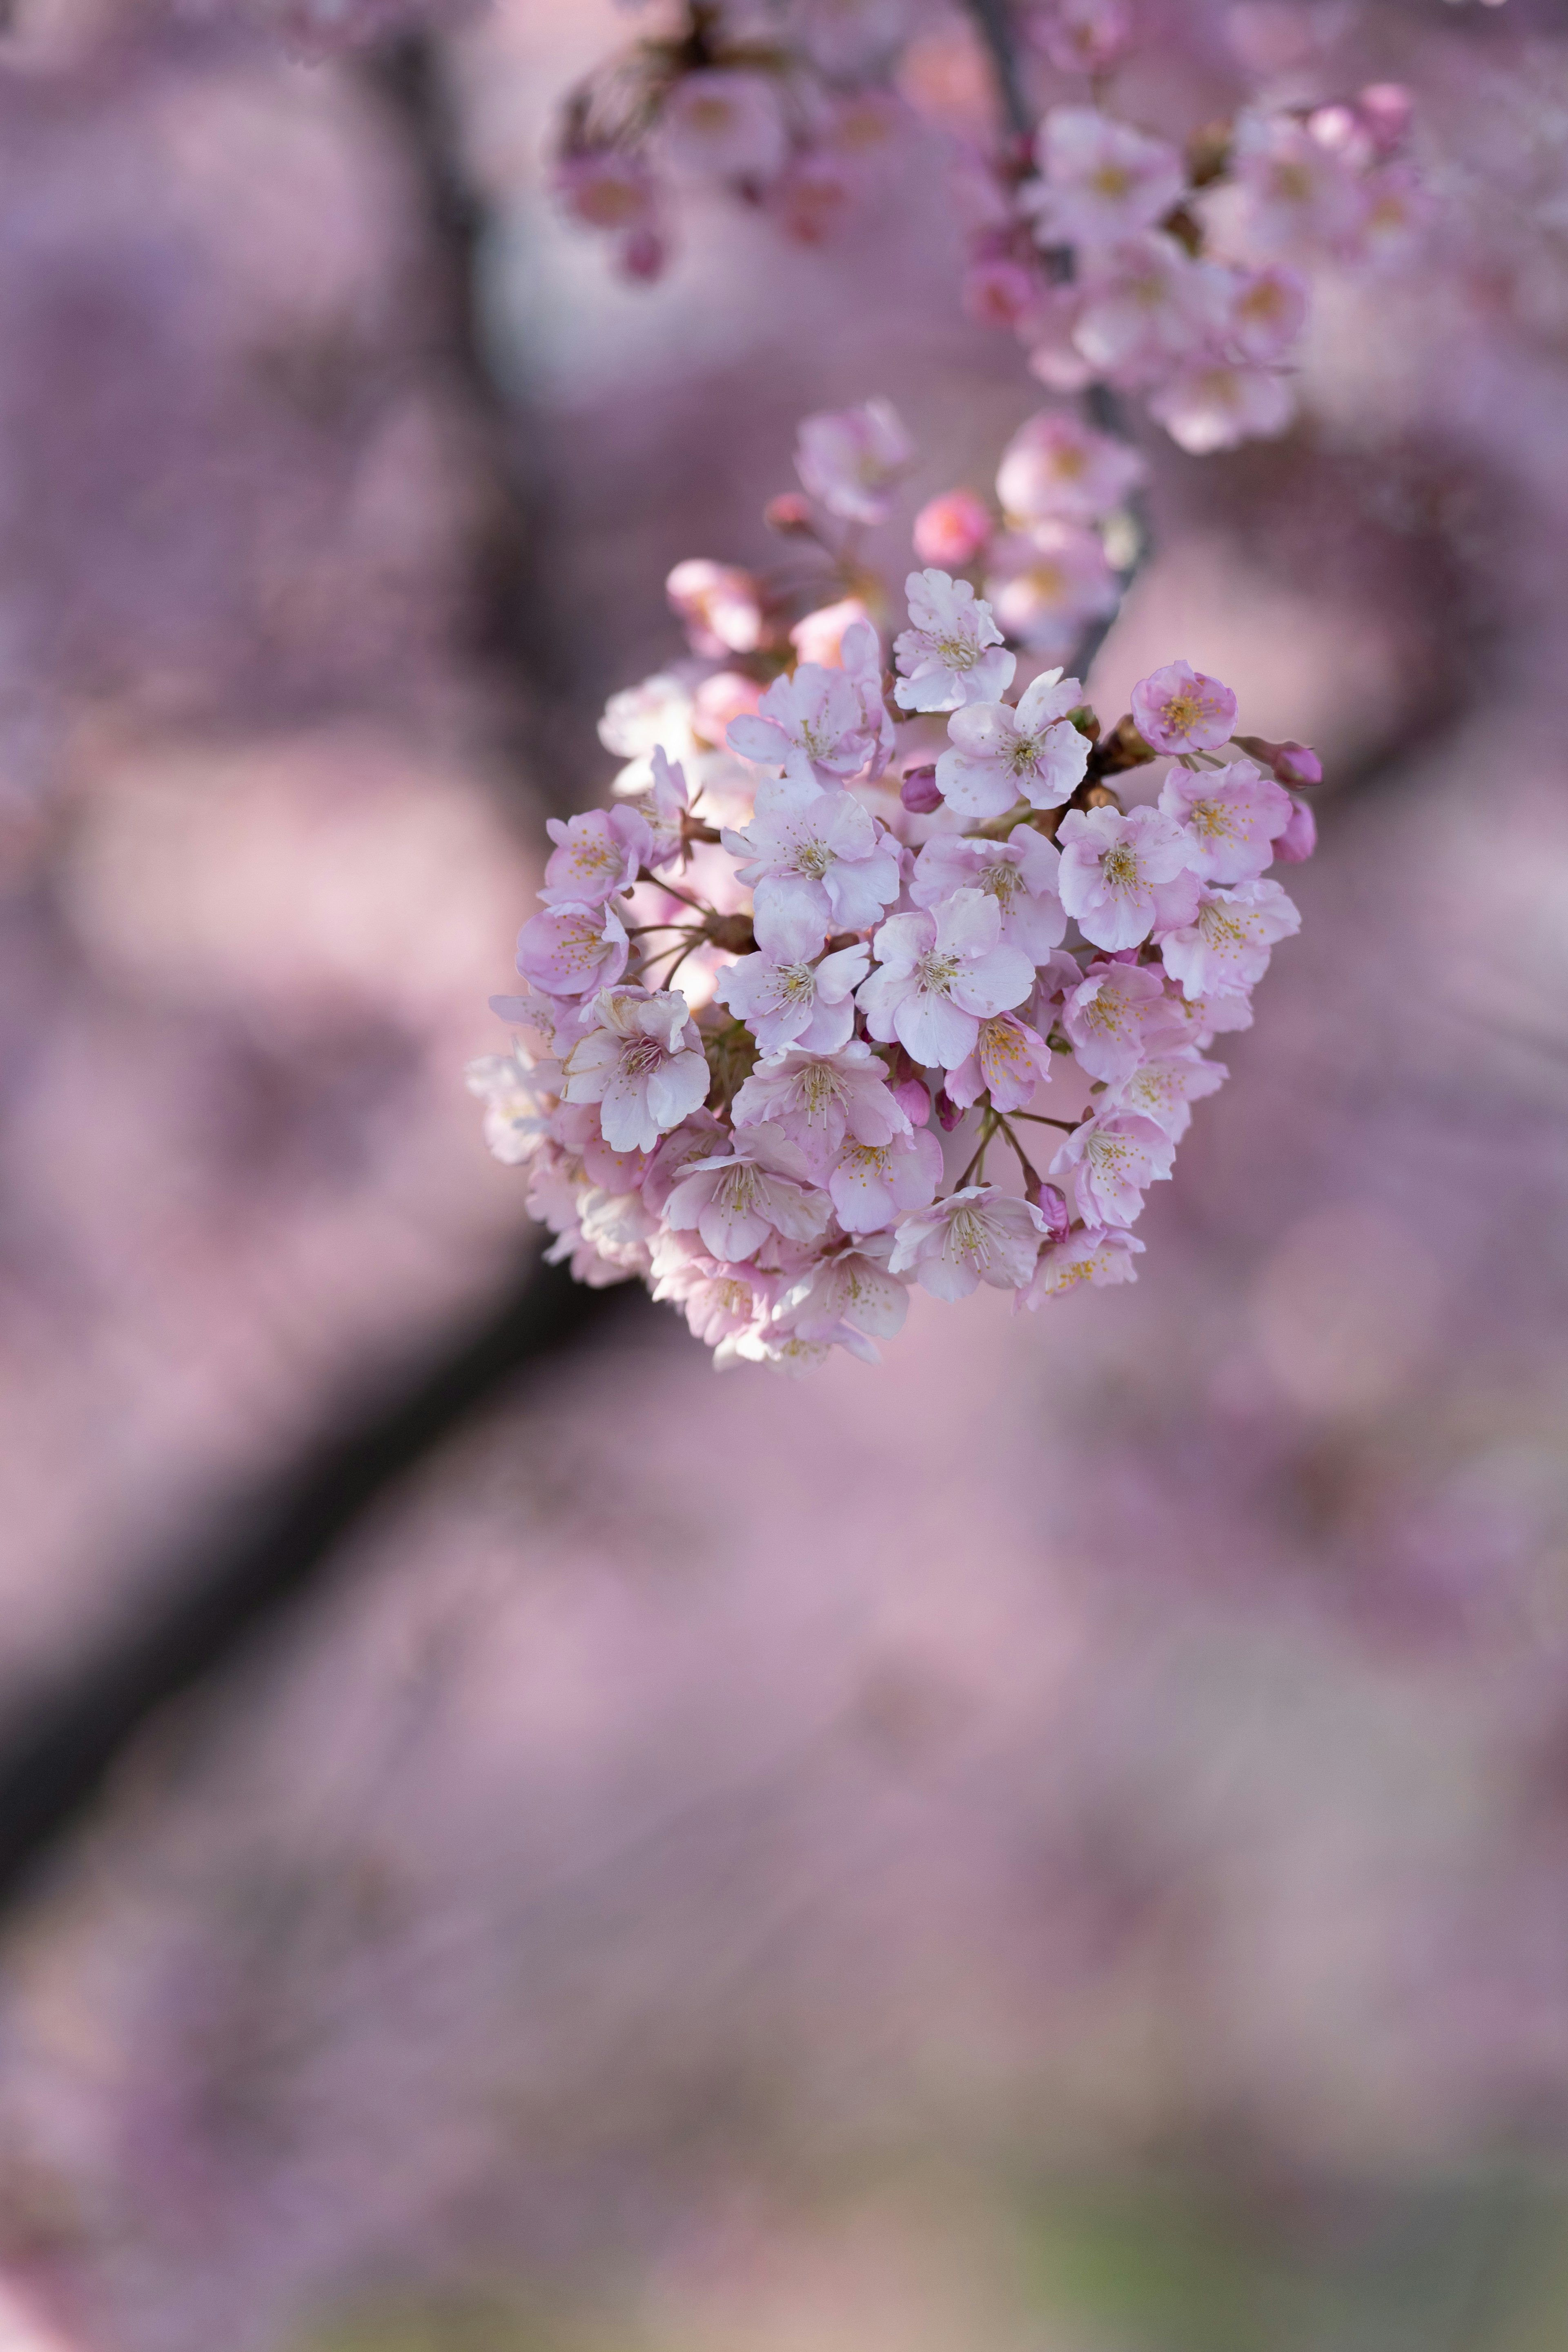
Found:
[1090,164,1134,199]
[915,950,961,993]
[622,1039,666,1076]
[981,860,1021,900]
[1101,844,1140,890]
[797,1063,846,1117]
[716,1164,761,1213]
[935,632,979,669]
[948,1207,992,1261]
[795,837,835,878]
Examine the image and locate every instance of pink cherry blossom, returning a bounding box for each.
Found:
[913,489,993,569]
[827,1127,944,1232]
[726,660,876,782]
[1061,960,1188,1082]
[710,940,870,1056]
[641,1110,729,1213]
[651,1239,775,1349]
[995,410,1145,525]
[944,1012,1056,1112]
[1049,1110,1174,1225]
[1351,163,1431,270]
[722,771,901,956]
[795,397,915,525]
[840,615,896,779]
[933,668,1088,820]
[623,743,690,870]
[1020,1223,1145,1303]
[1159,878,1302,998]
[1159,757,1293,882]
[560,986,710,1154]
[963,256,1040,327]
[1022,282,1096,392]
[983,524,1120,660]
[515,898,630,997]
[662,71,790,183]
[1148,358,1295,454]
[1103,1049,1228,1141]
[1229,110,1367,254]
[540,805,650,907]
[1130,659,1238,754]
[789,597,873,668]
[889,1185,1051,1300]
[665,559,766,657]
[1225,263,1308,362]
[1024,107,1186,249]
[1071,234,1228,387]
[773,1242,911,1341]
[554,148,659,236]
[465,1045,557,1166]
[1030,0,1134,76]
[731,1039,910,1175]
[858,890,1036,1070]
[1273,795,1318,863]
[1056,804,1199,951]
[664,1123,833,1261]
[913,826,1067,963]
[892,569,1016,713]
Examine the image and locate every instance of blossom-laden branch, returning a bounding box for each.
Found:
[470,399,1321,1375]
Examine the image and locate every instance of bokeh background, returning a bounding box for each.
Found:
[3,2,1568,2347]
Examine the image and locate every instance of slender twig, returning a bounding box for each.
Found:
[962,0,1033,141]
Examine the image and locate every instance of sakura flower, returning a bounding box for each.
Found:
[722,771,901,956]
[912,826,1067,960]
[983,524,1120,660]
[641,1110,728,1214]
[560,986,710,1153]
[1103,1050,1228,1142]
[1162,986,1255,1051]
[1056,805,1199,951]
[599,670,702,792]
[1061,960,1188,1082]
[858,890,1036,1070]
[913,489,993,569]
[1050,1110,1174,1225]
[1230,110,1366,254]
[665,559,765,657]
[540,805,650,907]
[465,1046,556,1165]
[995,410,1145,526]
[1225,263,1308,362]
[732,1039,909,1175]
[1023,108,1186,250]
[1159,878,1301,998]
[789,597,873,668]
[726,661,875,783]
[664,1123,833,1261]
[840,615,896,780]
[963,256,1040,328]
[1160,757,1293,883]
[933,669,1087,820]
[624,743,690,870]
[774,1241,911,1341]
[793,0,910,77]
[662,70,789,183]
[1273,795,1318,864]
[1030,0,1133,76]
[650,1229,775,1347]
[711,940,871,1056]
[1351,163,1430,270]
[725,1323,881,1374]
[1148,359,1295,455]
[1071,234,1228,388]
[515,898,630,997]
[1130,659,1238,755]
[893,569,1016,713]
[555,148,660,236]
[795,397,915,525]
[577,1181,658,1273]
[943,1013,1056,1112]
[1020,1224,1145,1304]
[889,1186,1051,1301]
[827,1127,944,1232]
[1022,283,1096,392]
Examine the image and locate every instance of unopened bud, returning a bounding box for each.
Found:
[892,1076,931,1127]
[934,1088,964,1134]
[1233,733,1323,786]
[900,764,943,815]
[1033,1182,1071,1244]
[764,492,813,535]
[1272,795,1318,864]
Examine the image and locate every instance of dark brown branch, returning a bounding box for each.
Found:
[962,0,1034,141]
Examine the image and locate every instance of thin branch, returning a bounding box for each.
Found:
[962,0,1034,142]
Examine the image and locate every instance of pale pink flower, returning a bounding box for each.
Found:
[1149,358,1295,454]
[726,660,876,782]
[789,597,873,668]
[827,1127,944,1232]
[712,940,870,1055]
[1023,107,1186,249]
[933,667,1087,820]
[650,1228,775,1345]
[911,824,1067,958]
[731,1038,910,1175]
[577,1182,658,1273]
[773,1240,911,1341]
[913,489,993,569]
[840,615,896,779]
[771,150,859,246]
[540,805,649,907]
[1273,795,1318,863]
[1162,985,1255,1051]
[662,70,789,183]
[889,1185,1051,1300]
[561,987,710,1153]
[692,671,765,748]
[641,1110,729,1213]
[1050,1109,1174,1225]
[665,559,766,657]
[1030,0,1132,74]
[795,397,915,525]
[1056,804,1199,951]
[1350,163,1430,270]
[1020,1223,1144,1304]
[664,1123,833,1261]
[963,256,1040,328]
[1230,111,1366,253]
[1061,960,1188,1081]
[1130,659,1238,754]
[943,1012,1056,1111]
[858,889,1036,1069]
[465,1045,556,1166]
[599,670,700,768]
[1225,263,1308,362]
[893,569,1016,713]
[1022,283,1096,392]
[995,410,1145,525]
[1103,1049,1228,1141]
[1071,234,1227,387]
[1159,878,1301,998]
[1159,757,1293,882]
[794,0,910,77]
[625,743,690,869]
[555,149,659,236]
[984,523,1120,659]
[515,898,630,996]
[724,1322,880,1374]
[722,771,901,956]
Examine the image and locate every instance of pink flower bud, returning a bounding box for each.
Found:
[1273,795,1318,864]
[618,227,666,282]
[913,489,993,569]
[900,763,943,815]
[962,258,1038,329]
[892,1076,932,1127]
[1358,82,1412,158]
[764,492,814,534]
[934,1088,965,1133]
[1274,740,1323,786]
[1033,1181,1071,1244]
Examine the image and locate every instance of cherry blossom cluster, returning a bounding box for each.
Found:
[470,400,1319,1372]
[550,0,916,278]
[963,2,1428,451]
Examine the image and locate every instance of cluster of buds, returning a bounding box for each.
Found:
[469,399,1319,1373]
[962,4,1427,451]
[550,0,915,278]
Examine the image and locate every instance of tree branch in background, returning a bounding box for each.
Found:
[962,0,1034,142]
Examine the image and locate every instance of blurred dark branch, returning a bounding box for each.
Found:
[963,0,1033,141]
[0,1259,649,1914]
